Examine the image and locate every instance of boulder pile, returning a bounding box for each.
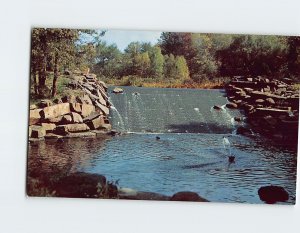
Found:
[29,73,112,141]
[225,76,299,143]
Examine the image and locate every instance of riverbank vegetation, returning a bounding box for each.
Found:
[30,28,300,101]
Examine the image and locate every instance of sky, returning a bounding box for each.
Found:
[100,29,162,51]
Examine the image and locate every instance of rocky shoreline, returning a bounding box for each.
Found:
[224,76,299,145]
[29,73,114,142]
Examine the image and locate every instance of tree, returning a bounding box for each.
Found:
[159,32,197,75]
[30,28,104,98]
[149,46,164,78]
[287,36,300,76]
[93,42,122,78]
[216,35,288,77]
[174,56,190,80]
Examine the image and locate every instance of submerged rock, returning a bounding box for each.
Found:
[258,185,289,204]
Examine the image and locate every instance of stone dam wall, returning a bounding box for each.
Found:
[225,76,299,143]
[28,73,113,141]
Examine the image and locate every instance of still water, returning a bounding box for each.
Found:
[28,87,297,204]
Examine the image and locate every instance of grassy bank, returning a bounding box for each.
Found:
[101,76,230,89]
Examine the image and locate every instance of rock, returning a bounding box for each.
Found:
[46,116,63,124]
[82,94,93,105]
[99,81,108,90]
[29,109,42,125]
[30,109,42,118]
[86,116,105,130]
[30,104,37,110]
[65,132,96,138]
[61,115,73,124]
[54,123,90,135]
[119,188,170,201]
[258,185,289,204]
[234,116,242,122]
[263,115,277,126]
[265,98,275,105]
[81,104,95,118]
[54,172,106,198]
[30,125,46,138]
[255,99,265,104]
[44,133,63,139]
[170,191,208,202]
[53,98,63,104]
[37,99,53,108]
[112,87,124,94]
[83,112,101,122]
[255,108,290,118]
[40,103,71,119]
[61,95,76,104]
[41,123,56,133]
[226,102,238,109]
[71,112,83,123]
[213,105,222,110]
[94,101,110,115]
[100,124,112,131]
[70,103,82,113]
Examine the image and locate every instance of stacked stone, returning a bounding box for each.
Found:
[224,76,299,141]
[29,74,112,141]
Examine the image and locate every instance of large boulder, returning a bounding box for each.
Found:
[71,112,83,123]
[41,123,56,133]
[54,172,106,198]
[86,116,105,130]
[70,103,82,113]
[61,114,73,124]
[258,185,289,204]
[29,109,42,125]
[94,101,110,115]
[83,112,101,122]
[81,104,95,118]
[170,191,208,202]
[40,103,71,119]
[54,123,90,135]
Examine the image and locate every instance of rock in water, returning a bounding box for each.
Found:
[226,102,238,109]
[170,191,208,202]
[258,185,289,204]
[213,105,222,110]
[112,87,124,94]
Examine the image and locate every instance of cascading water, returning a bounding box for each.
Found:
[109,86,241,134]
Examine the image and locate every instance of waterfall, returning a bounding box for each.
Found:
[108,87,241,134]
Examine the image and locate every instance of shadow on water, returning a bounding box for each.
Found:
[167,121,234,134]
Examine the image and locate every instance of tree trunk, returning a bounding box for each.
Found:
[32,64,38,95]
[51,53,59,97]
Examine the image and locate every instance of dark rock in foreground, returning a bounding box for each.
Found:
[54,172,107,198]
[170,191,209,202]
[258,185,289,204]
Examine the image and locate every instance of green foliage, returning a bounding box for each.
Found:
[216,35,289,77]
